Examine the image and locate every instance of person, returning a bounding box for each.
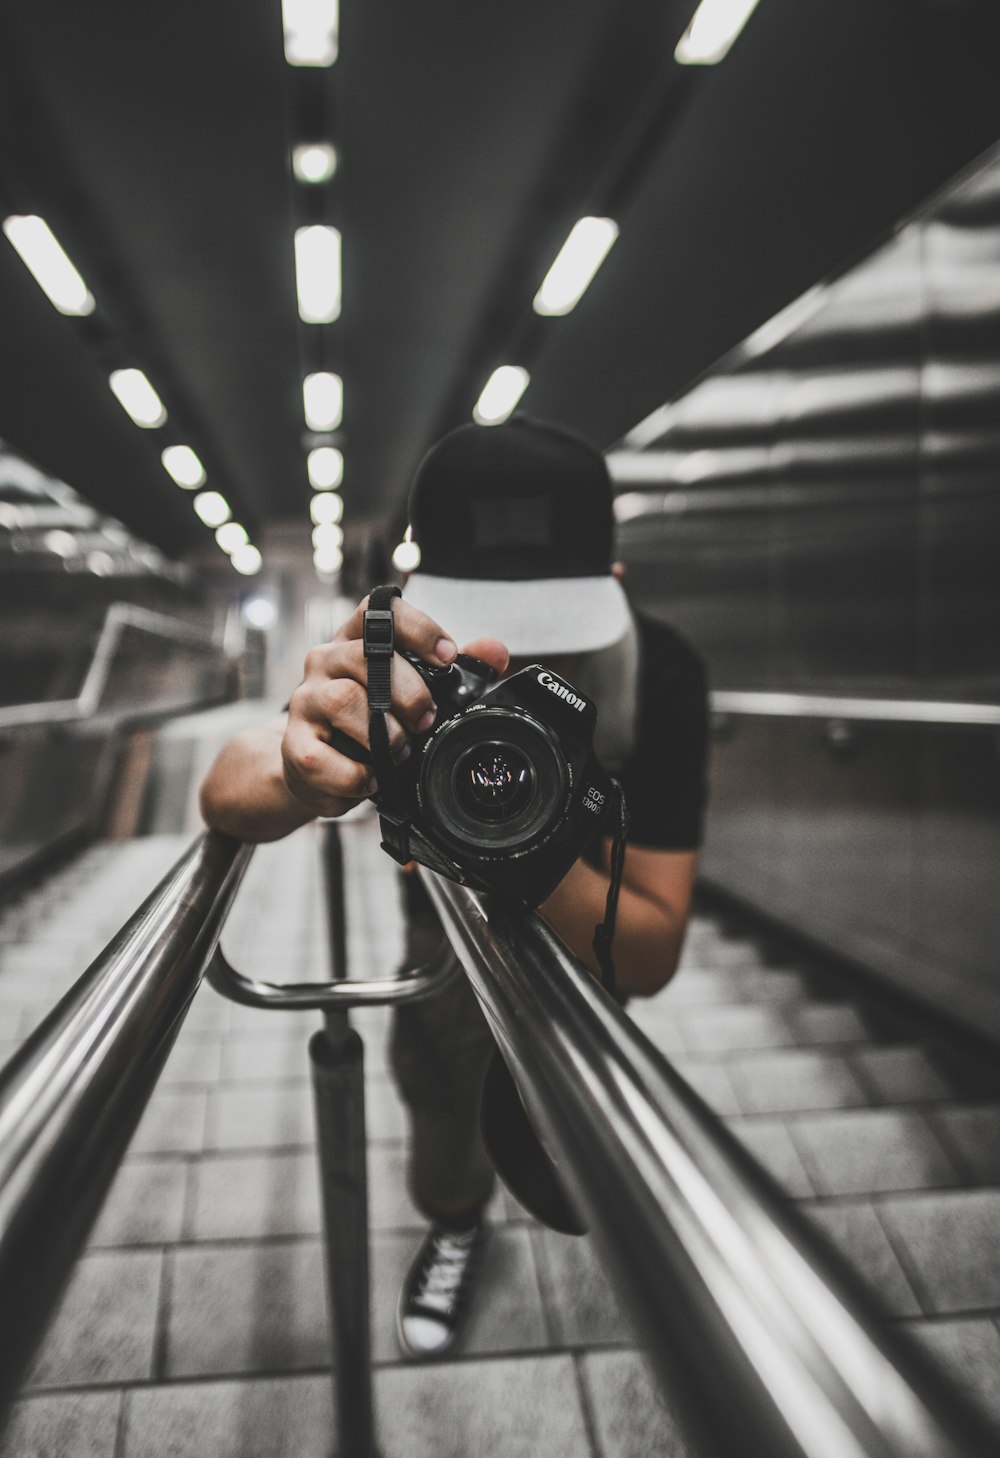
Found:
[199,416,709,1360]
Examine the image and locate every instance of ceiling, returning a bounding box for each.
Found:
[2,0,1000,571]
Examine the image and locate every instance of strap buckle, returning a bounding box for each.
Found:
[364,608,395,657]
[378,810,412,865]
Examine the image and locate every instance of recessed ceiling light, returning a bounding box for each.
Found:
[193,490,231,528]
[307,445,344,489]
[675,0,762,65]
[215,521,249,554]
[310,491,344,525]
[161,444,206,489]
[292,142,338,184]
[282,0,338,66]
[242,595,277,629]
[109,368,167,428]
[533,217,619,317]
[312,522,343,551]
[473,366,530,426]
[231,543,263,576]
[295,226,341,323]
[3,215,95,316]
[303,372,343,431]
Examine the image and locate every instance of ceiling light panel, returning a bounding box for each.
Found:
[303,372,343,431]
[108,369,167,428]
[473,366,530,426]
[3,215,96,316]
[533,217,619,317]
[295,226,341,323]
[675,0,762,65]
[161,444,206,488]
[282,0,338,66]
[292,143,338,184]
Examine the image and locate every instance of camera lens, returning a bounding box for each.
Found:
[456,743,534,823]
[419,708,567,855]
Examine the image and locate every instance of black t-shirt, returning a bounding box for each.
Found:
[617,612,709,852]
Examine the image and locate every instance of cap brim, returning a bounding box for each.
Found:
[403,573,630,656]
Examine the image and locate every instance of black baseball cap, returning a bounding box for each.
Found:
[404,417,629,655]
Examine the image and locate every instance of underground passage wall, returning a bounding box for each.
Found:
[611,141,1000,1042]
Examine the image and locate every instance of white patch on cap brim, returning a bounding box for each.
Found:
[402,574,630,656]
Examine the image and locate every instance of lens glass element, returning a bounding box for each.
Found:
[419,708,566,855]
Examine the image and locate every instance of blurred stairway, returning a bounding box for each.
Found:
[0,818,998,1457]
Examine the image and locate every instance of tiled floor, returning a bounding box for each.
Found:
[1,819,999,1454]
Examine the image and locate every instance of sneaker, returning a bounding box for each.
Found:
[396,1220,486,1358]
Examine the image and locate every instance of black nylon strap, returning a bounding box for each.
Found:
[363,585,409,859]
[592,778,628,996]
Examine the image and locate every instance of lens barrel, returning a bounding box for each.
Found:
[419,708,567,855]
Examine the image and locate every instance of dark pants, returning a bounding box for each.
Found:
[388,875,496,1219]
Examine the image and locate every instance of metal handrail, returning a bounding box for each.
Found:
[0,603,224,732]
[422,871,996,1458]
[711,688,1000,727]
[0,831,253,1415]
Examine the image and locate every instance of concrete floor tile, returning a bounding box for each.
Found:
[676,1005,795,1054]
[581,1349,693,1458]
[788,1003,869,1045]
[371,1224,549,1362]
[928,1105,1000,1184]
[365,1075,409,1142]
[724,1049,868,1115]
[91,1158,189,1247]
[27,1250,163,1388]
[123,1375,332,1458]
[374,1353,592,1458]
[206,1084,315,1150]
[165,1240,329,1377]
[671,1056,742,1116]
[903,1316,1000,1426]
[851,1046,955,1105]
[622,1001,686,1056]
[131,1088,207,1155]
[531,1228,636,1346]
[219,1033,314,1083]
[800,1201,921,1316]
[787,1109,959,1196]
[727,1118,815,1197]
[0,1389,122,1458]
[157,1037,224,1086]
[878,1189,1000,1314]
[186,1151,322,1240]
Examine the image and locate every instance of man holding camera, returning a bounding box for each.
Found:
[200,416,708,1360]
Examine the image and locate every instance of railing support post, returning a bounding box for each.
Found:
[310,1008,377,1458]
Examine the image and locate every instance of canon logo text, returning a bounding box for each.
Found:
[537,670,585,712]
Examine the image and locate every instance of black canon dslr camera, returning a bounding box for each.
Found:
[353,649,617,907]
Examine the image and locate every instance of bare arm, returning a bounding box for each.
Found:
[199,594,509,844]
[539,841,699,997]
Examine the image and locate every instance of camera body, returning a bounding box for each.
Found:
[374,652,615,906]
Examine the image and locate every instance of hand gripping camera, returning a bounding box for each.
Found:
[347,586,620,908]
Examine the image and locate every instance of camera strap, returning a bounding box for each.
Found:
[592,778,628,996]
[363,583,412,864]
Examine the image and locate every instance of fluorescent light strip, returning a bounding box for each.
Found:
[231,544,263,576]
[161,444,206,489]
[292,142,338,184]
[473,366,529,426]
[215,521,249,554]
[307,445,343,489]
[282,0,338,66]
[109,369,167,428]
[303,372,343,431]
[675,0,762,65]
[193,490,230,528]
[310,490,344,525]
[3,215,95,316]
[295,226,341,323]
[533,217,619,317]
